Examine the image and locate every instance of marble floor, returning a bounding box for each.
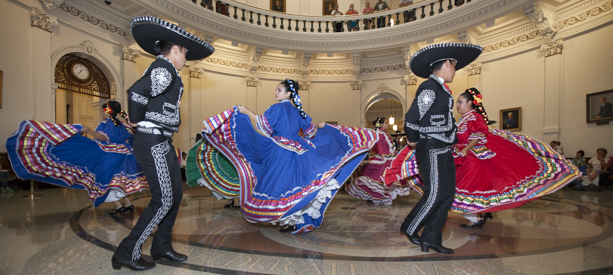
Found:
[0,185,612,275]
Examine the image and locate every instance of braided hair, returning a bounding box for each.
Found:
[460,88,489,125]
[281,79,307,119]
[373,117,386,130]
[103,100,129,126]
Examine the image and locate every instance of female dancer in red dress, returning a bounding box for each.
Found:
[385,88,581,227]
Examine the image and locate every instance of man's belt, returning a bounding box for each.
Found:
[136,127,173,138]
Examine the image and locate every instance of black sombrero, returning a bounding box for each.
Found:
[409,43,483,79]
[391,132,405,137]
[130,16,215,61]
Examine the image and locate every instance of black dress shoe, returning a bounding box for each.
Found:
[109,207,125,216]
[460,218,486,229]
[420,242,454,254]
[151,250,188,262]
[111,257,155,271]
[123,204,134,212]
[279,225,297,233]
[224,199,235,208]
[403,232,421,245]
[484,212,493,220]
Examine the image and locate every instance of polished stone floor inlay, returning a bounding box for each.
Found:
[1,186,612,274]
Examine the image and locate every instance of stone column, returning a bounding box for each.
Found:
[246,76,259,113]
[54,86,67,124]
[540,39,563,142]
[30,8,58,122]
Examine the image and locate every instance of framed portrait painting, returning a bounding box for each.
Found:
[271,0,285,12]
[586,90,613,124]
[500,107,521,131]
[323,0,337,15]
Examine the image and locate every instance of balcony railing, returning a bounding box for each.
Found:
[190,0,472,33]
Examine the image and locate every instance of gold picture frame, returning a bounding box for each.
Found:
[271,0,285,12]
[323,0,337,15]
[0,70,3,109]
[500,107,521,132]
[586,89,613,125]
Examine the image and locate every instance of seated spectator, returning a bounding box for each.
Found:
[363,2,374,30]
[555,141,564,155]
[374,0,390,28]
[345,4,359,31]
[330,4,344,32]
[399,0,415,23]
[571,150,586,168]
[599,156,613,189]
[216,2,229,16]
[569,163,599,191]
[588,148,609,172]
[0,158,14,193]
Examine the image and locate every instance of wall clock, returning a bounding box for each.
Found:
[70,61,91,82]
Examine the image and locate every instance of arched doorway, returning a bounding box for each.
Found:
[364,97,404,135]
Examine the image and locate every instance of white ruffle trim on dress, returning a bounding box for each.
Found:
[273,178,341,226]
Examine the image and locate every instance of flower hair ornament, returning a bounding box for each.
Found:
[374,117,383,129]
[285,79,307,119]
[466,88,489,125]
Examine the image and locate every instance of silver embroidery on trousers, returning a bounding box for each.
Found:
[132,140,173,260]
[406,147,449,235]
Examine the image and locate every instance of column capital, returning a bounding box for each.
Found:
[403,74,417,86]
[246,76,260,87]
[350,80,362,90]
[466,62,482,76]
[189,66,205,79]
[540,38,563,57]
[299,80,311,91]
[122,46,140,63]
[30,8,58,32]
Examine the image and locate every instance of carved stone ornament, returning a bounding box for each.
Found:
[122,46,140,63]
[404,74,417,86]
[379,83,388,93]
[30,8,58,32]
[250,47,263,74]
[80,40,97,54]
[523,4,557,39]
[301,53,312,76]
[457,30,472,44]
[246,76,259,87]
[540,39,563,57]
[352,53,361,76]
[466,62,482,76]
[42,0,64,9]
[299,80,311,91]
[189,66,205,78]
[401,46,412,73]
[350,80,363,90]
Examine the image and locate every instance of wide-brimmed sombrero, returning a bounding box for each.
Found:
[130,16,214,61]
[409,43,482,79]
[391,131,405,137]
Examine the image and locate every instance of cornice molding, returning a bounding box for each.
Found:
[59,2,127,36]
[135,0,535,53]
[482,30,541,52]
[554,0,613,30]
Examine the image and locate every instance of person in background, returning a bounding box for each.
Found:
[588,148,609,172]
[374,0,390,28]
[599,157,613,189]
[571,150,586,168]
[330,4,344,32]
[363,2,374,30]
[345,4,359,31]
[399,0,414,23]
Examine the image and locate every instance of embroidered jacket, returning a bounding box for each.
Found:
[404,74,457,144]
[128,55,183,132]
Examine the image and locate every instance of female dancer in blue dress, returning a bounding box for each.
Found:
[200,79,378,234]
[5,101,148,208]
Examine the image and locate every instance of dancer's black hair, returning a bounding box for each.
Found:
[103,100,129,126]
[459,88,489,125]
[281,79,306,119]
[373,117,386,129]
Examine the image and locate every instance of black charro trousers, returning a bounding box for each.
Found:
[400,138,456,245]
[113,132,183,261]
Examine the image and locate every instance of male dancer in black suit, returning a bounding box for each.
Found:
[401,43,482,254]
[111,16,214,271]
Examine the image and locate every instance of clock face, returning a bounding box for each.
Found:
[71,62,90,81]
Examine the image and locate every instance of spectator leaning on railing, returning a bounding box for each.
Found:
[399,0,414,23]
